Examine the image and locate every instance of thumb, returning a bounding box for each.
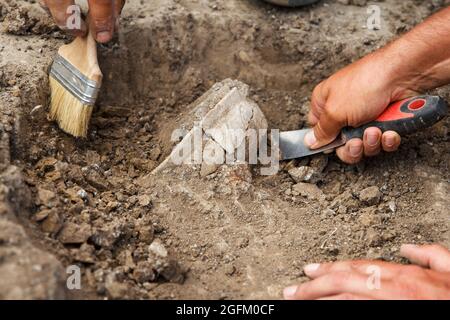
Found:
[304,108,345,149]
[400,244,450,273]
[88,0,115,43]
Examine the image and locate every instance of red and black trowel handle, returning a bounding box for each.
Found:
[341,95,448,141]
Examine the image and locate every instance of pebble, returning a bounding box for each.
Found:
[310,154,328,173]
[37,188,57,208]
[200,163,219,177]
[358,186,382,206]
[41,210,62,234]
[105,273,128,300]
[138,194,152,207]
[149,239,168,258]
[58,222,92,244]
[138,225,155,244]
[34,208,51,222]
[292,183,325,200]
[132,261,156,283]
[73,243,96,264]
[288,166,316,183]
[366,227,382,247]
[77,189,88,200]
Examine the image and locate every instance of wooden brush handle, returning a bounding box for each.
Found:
[57,27,102,84]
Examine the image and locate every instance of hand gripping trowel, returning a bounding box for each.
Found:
[279,96,448,160]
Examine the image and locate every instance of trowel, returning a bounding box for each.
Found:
[279,95,448,160]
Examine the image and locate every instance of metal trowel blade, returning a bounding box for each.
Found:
[279,129,345,160]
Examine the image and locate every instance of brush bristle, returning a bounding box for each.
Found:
[49,76,93,138]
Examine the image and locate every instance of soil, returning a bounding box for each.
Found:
[0,0,449,299]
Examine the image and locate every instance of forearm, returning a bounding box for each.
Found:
[378,6,450,94]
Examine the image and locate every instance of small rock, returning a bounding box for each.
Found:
[358,207,379,227]
[149,146,161,161]
[156,260,185,284]
[292,183,325,200]
[200,162,219,177]
[58,222,92,244]
[359,186,382,206]
[337,205,347,215]
[73,243,96,264]
[77,189,88,200]
[37,188,57,208]
[41,210,62,234]
[288,166,317,183]
[309,154,328,173]
[34,208,52,222]
[30,105,45,119]
[388,201,396,213]
[118,250,135,269]
[105,273,128,299]
[132,261,156,283]
[91,227,120,249]
[366,227,382,247]
[149,239,168,258]
[84,169,108,191]
[322,208,335,216]
[138,194,152,207]
[105,201,119,213]
[138,225,155,244]
[382,230,397,242]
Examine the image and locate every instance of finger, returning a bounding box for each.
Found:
[284,271,389,300]
[400,244,450,273]
[318,293,372,300]
[381,131,401,152]
[39,1,51,15]
[303,261,401,280]
[44,0,86,36]
[363,127,382,157]
[308,82,328,126]
[39,0,49,10]
[88,0,116,43]
[114,0,126,16]
[113,0,126,30]
[335,139,363,164]
[306,106,346,149]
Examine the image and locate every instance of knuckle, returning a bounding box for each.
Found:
[329,272,350,289]
[395,276,422,299]
[339,293,356,300]
[407,265,426,276]
[322,105,336,120]
[295,283,310,298]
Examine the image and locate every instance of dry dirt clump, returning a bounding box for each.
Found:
[0,0,449,299]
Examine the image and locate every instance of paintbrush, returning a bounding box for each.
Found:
[48,27,102,138]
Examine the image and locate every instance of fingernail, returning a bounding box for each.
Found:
[384,135,396,147]
[96,31,112,43]
[283,286,298,300]
[349,144,362,157]
[305,130,317,147]
[304,263,320,274]
[366,133,379,147]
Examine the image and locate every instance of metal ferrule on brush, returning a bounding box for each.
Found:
[49,55,100,105]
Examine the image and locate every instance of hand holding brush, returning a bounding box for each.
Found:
[49,25,102,138]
